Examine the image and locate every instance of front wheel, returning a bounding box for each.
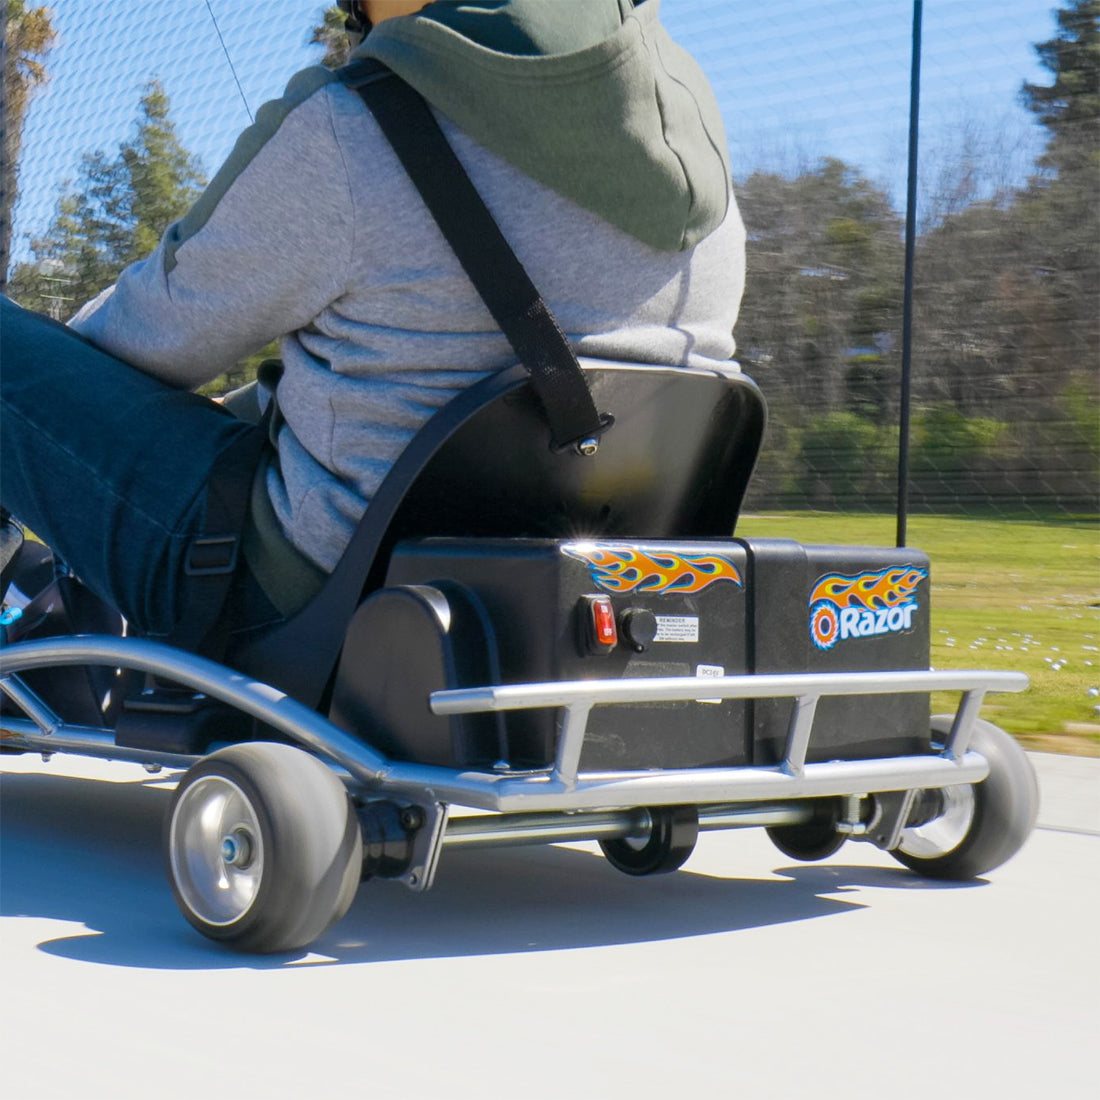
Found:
[165,742,363,953]
[890,717,1038,880]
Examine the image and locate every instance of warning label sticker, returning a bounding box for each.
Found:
[654,615,700,643]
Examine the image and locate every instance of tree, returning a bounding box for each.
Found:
[1,0,56,291]
[8,77,274,394]
[8,79,204,314]
[122,80,205,261]
[1015,0,1099,375]
[310,5,351,69]
[734,159,904,509]
[1021,0,1099,177]
[736,158,903,418]
[732,3,1100,515]
[11,150,132,312]
[915,2,1098,395]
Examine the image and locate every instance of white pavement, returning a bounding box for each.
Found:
[1,750,1097,1100]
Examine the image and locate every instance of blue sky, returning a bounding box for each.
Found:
[12,0,1057,260]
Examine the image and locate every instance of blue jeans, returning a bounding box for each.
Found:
[0,296,279,639]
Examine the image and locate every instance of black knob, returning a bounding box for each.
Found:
[620,607,658,651]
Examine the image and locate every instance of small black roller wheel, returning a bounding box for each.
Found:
[766,798,846,861]
[165,742,363,953]
[600,805,699,875]
[890,716,1038,880]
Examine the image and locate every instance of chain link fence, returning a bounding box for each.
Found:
[4,0,1098,518]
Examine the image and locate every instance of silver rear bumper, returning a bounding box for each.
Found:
[1,635,1027,813]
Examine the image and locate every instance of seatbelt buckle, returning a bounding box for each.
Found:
[184,535,240,577]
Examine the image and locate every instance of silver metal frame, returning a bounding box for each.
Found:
[0,635,1027,816]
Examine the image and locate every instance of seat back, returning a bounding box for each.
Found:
[231,361,766,706]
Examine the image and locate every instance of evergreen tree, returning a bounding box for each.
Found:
[8,80,205,315]
[122,81,205,261]
[1016,0,1099,377]
[1021,0,1099,177]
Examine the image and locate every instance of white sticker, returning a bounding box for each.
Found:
[654,615,700,643]
[695,664,724,704]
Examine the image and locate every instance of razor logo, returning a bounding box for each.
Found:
[809,566,926,650]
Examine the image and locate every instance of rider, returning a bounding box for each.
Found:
[0,0,745,644]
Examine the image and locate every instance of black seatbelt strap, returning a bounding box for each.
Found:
[341,61,612,455]
[167,420,269,658]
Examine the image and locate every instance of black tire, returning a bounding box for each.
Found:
[766,799,846,861]
[165,742,363,953]
[599,805,699,875]
[890,716,1038,880]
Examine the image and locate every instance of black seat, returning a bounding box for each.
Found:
[230,360,766,707]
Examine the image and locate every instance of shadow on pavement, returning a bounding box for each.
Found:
[1,767,978,972]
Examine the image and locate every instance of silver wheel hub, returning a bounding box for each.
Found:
[620,810,654,850]
[896,784,976,859]
[170,776,265,926]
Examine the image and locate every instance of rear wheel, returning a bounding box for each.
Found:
[165,742,363,953]
[890,717,1038,880]
[766,799,845,861]
[600,805,699,875]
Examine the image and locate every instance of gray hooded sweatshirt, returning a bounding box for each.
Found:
[71,0,745,608]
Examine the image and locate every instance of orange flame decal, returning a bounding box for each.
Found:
[809,567,926,610]
[563,544,742,594]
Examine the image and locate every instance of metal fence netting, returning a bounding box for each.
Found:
[3,0,1097,518]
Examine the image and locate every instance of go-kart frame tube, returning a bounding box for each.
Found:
[0,636,1027,814]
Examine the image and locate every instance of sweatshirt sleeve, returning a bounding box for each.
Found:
[70,68,353,388]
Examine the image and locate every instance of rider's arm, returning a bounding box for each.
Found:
[70,69,353,388]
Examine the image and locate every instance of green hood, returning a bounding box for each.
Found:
[358,0,730,251]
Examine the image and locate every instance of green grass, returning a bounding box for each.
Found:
[736,512,1100,755]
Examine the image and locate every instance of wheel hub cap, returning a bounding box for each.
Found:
[896,784,976,859]
[170,776,265,926]
[221,829,255,869]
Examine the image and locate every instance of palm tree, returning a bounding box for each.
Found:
[310,5,351,70]
[1,0,56,291]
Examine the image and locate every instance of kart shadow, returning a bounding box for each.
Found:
[1,767,979,971]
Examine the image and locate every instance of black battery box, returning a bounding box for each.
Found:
[740,538,932,763]
[332,538,751,771]
[329,537,932,771]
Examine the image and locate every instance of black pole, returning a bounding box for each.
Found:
[896,0,922,548]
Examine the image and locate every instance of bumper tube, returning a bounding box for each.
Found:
[1,635,1025,812]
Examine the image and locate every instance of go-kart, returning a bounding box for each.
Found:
[0,358,1038,954]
